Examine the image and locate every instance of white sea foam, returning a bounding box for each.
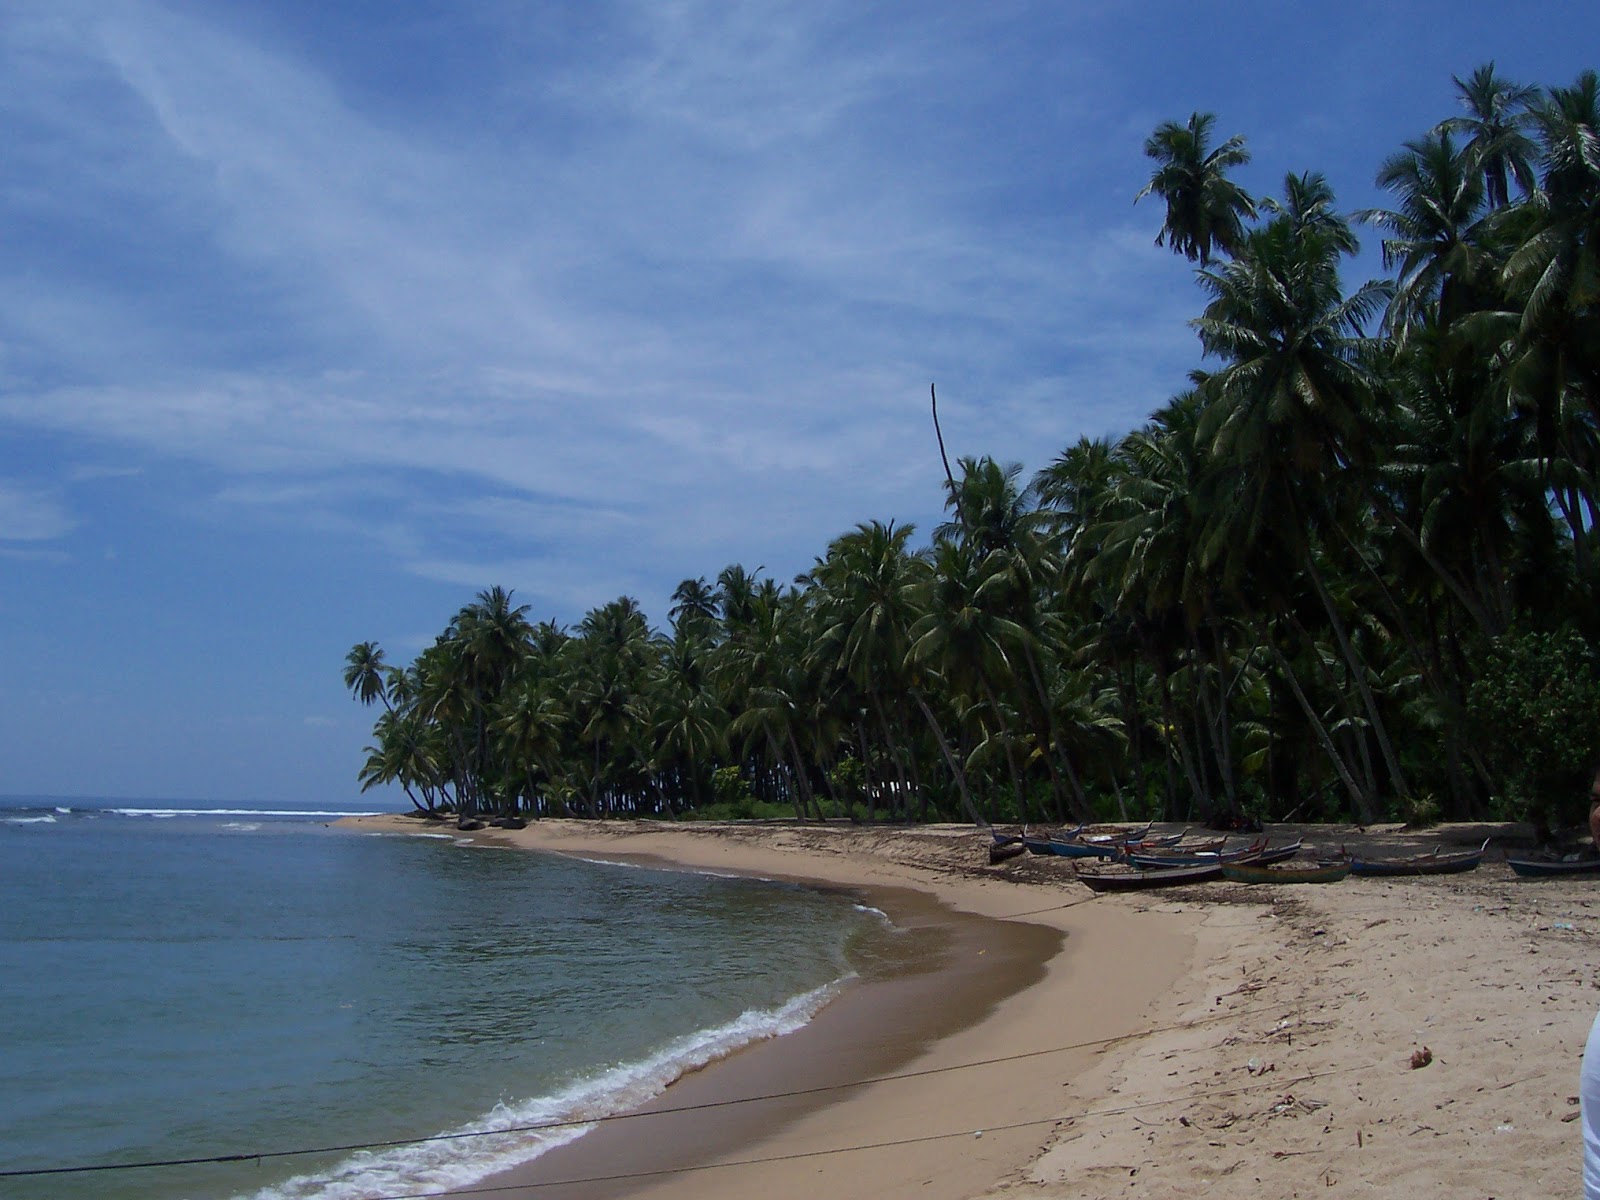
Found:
[54,806,72,814]
[237,980,847,1200]
[107,808,384,819]
[2,814,55,824]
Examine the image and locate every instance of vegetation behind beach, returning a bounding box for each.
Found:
[345,65,1600,835]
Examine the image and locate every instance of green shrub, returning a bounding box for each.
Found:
[1400,791,1441,830]
[1467,627,1600,831]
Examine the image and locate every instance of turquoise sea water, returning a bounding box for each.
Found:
[0,798,887,1200]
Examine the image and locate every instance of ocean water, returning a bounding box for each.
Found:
[0,797,890,1200]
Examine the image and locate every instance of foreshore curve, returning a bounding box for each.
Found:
[341,816,1596,1198]
[340,815,1195,1200]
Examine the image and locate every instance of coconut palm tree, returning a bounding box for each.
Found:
[668,577,720,636]
[1358,131,1490,336]
[494,679,569,816]
[1135,112,1258,266]
[571,597,654,817]
[1192,180,1403,819]
[343,641,394,712]
[650,623,728,810]
[1436,62,1540,210]
[909,539,1032,823]
[715,564,764,631]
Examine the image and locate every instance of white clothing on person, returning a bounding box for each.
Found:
[1583,1008,1600,1197]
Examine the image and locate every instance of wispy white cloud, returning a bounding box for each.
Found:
[2,0,1591,803]
[0,480,76,542]
[0,0,1203,623]
[66,464,145,483]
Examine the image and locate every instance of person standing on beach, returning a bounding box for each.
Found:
[1581,764,1600,1198]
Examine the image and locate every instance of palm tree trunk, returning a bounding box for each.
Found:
[856,717,876,823]
[910,688,986,827]
[786,729,824,821]
[766,731,806,821]
[1266,638,1374,822]
[871,695,912,820]
[1303,553,1410,799]
[1369,493,1499,635]
[1290,611,1379,801]
[1156,659,1207,819]
[1017,639,1086,822]
[1122,662,1144,816]
[980,681,1029,822]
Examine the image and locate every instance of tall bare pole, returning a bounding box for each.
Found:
[930,383,969,531]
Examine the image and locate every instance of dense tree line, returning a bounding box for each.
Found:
[347,66,1600,834]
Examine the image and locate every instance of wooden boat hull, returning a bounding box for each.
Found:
[988,840,1028,865]
[1251,841,1306,867]
[1222,861,1350,884]
[1505,855,1600,878]
[1025,836,1119,859]
[1346,839,1488,877]
[1074,862,1223,891]
[1128,837,1304,870]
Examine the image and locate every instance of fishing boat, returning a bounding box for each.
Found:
[1022,825,1081,855]
[1221,860,1351,884]
[1126,836,1266,868]
[1342,838,1489,877]
[1073,861,1226,891]
[1505,853,1600,879]
[1242,840,1305,866]
[1078,822,1154,847]
[1023,834,1121,860]
[1128,834,1224,855]
[988,839,1028,865]
[1134,838,1305,869]
[1122,828,1198,852]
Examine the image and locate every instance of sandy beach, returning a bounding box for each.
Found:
[347,815,1597,1198]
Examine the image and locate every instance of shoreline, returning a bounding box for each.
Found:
[344,816,1599,1197]
[343,815,1197,1200]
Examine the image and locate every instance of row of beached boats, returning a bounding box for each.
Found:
[987,825,1600,891]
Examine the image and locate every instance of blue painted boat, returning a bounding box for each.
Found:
[1129,838,1305,870]
[1505,853,1600,879]
[1024,835,1120,860]
[1345,838,1488,877]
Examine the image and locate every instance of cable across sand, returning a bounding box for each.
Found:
[347,816,1595,1199]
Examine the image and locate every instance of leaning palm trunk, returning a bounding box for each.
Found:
[1289,611,1380,802]
[1156,659,1208,820]
[871,694,913,820]
[786,729,825,821]
[979,680,1030,823]
[909,688,986,827]
[765,731,807,822]
[1018,640,1091,823]
[1369,493,1498,636]
[856,718,877,823]
[1266,638,1375,823]
[1303,554,1410,801]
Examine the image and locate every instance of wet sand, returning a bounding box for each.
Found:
[343,815,1195,1200]
[344,816,1596,1197]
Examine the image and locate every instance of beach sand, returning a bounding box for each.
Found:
[348,816,1597,1197]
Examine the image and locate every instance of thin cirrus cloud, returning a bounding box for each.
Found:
[1,1,1196,623]
[7,0,1588,803]
[0,481,76,543]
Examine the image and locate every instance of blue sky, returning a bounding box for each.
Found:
[1,1,1594,805]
